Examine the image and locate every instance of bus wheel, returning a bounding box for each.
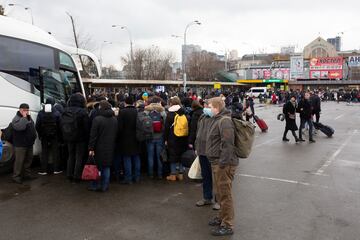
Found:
[0,141,14,174]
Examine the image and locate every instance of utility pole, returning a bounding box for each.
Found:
[66,12,85,73]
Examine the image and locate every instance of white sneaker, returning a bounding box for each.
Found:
[54,171,63,175]
[38,172,47,176]
[213,202,221,210]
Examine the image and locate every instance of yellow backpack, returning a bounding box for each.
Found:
[173,113,189,137]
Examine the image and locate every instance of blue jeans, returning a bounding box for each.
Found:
[113,154,123,178]
[123,155,141,182]
[170,162,184,175]
[90,167,110,191]
[299,118,314,140]
[146,139,163,177]
[199,155,213,200]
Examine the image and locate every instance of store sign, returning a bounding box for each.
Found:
[214,83,221,89]
[309,57,343,79]
[348,56,360,67]
[290,56,304,80]
[252,68,289,80]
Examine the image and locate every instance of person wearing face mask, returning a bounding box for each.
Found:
[194,98,220,210]
[298,92,315,143]
[282,95,299,142]
[206,97,237,237]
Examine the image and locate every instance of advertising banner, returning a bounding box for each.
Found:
[309,57,343,79]
[290,56,304,80]
[252,68,289,80]
[348,56,360,67]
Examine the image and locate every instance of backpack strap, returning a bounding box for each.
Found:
[171,113,179,128]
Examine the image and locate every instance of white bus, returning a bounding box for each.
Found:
[0,16,100,172]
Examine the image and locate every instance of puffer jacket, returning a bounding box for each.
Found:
[206,109,238,167]
[195,114,213,156]
[12,112,37,148]
[144,103,166,140]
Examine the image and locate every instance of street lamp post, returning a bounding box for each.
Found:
[8,3,34,25]
[213,40,228,71]
[183,20,201,93]
[112,25,134,79]
[100,41,112,70]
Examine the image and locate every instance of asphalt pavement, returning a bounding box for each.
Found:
[0,101,360,240]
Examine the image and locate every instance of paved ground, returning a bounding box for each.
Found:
[0,101,360,240]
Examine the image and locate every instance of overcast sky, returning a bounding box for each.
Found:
[3,0,360,69]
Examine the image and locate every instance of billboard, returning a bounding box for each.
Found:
[252,68,289,80]
[348,56,360,67]
[290,56,304,80]
[309,57,343,79]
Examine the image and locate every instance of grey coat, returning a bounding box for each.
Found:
[206,109,238,167]
[195,114,213,156]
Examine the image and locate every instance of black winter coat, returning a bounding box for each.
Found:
[117,106,140,156]
[65,94,89,142]
[164,105,188,163]
[283,101,298,131]
[88,109,118,168]
[310,95,321,113]
[188,107,203,145]
[11,112,37,148]
[35,106,61,140]
[297,99,312,120]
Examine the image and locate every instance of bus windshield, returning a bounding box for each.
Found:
[0,35,81,103]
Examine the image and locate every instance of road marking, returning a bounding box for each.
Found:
[334,114,344,120]
[237,173,360,194]
[314,130,358,175]
[254,138,277,148]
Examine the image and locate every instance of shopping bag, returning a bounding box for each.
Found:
[81,157,100,181]
[188,156,202,179]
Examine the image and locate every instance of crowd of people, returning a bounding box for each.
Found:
[0,86,352,236]
[4,89,258,236]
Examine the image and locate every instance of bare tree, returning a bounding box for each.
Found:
[187,50,224,81]
[121,46,175,80]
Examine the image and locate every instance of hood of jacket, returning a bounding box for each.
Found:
[68,94,86,108]
[97,108,114,118]
[214,108,231,119]
[145,103,165,112]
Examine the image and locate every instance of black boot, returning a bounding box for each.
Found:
[282,137,290,142]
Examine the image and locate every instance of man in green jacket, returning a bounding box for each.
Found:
[206,97,238,236]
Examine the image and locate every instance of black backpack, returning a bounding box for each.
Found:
[61,110,79,142]
[41,111,57,138]
[136,111,153,142]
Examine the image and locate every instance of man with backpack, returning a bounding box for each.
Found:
[144,97,167,179]
[206,97,237,237]
[36,98,62,175]
[62,93,89,183]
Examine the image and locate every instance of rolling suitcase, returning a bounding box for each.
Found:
[313,122,334,137]
[253,115,268,132]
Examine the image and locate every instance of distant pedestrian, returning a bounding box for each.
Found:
[298,93,315,143]
[11,103,37,184]
[282,96,299,142]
